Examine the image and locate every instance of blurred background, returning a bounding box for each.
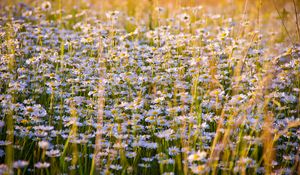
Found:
[0,0,298,13]
[1,0,299,45]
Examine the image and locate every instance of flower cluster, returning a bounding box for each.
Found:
[0,1,299,175]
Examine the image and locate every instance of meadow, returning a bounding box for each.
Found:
[0,0,300,174]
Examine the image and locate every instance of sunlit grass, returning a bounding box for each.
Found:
[0,0,300,174]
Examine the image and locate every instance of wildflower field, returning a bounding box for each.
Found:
[0,0,300,174]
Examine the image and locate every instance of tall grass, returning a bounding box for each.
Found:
[0,0,300,174]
